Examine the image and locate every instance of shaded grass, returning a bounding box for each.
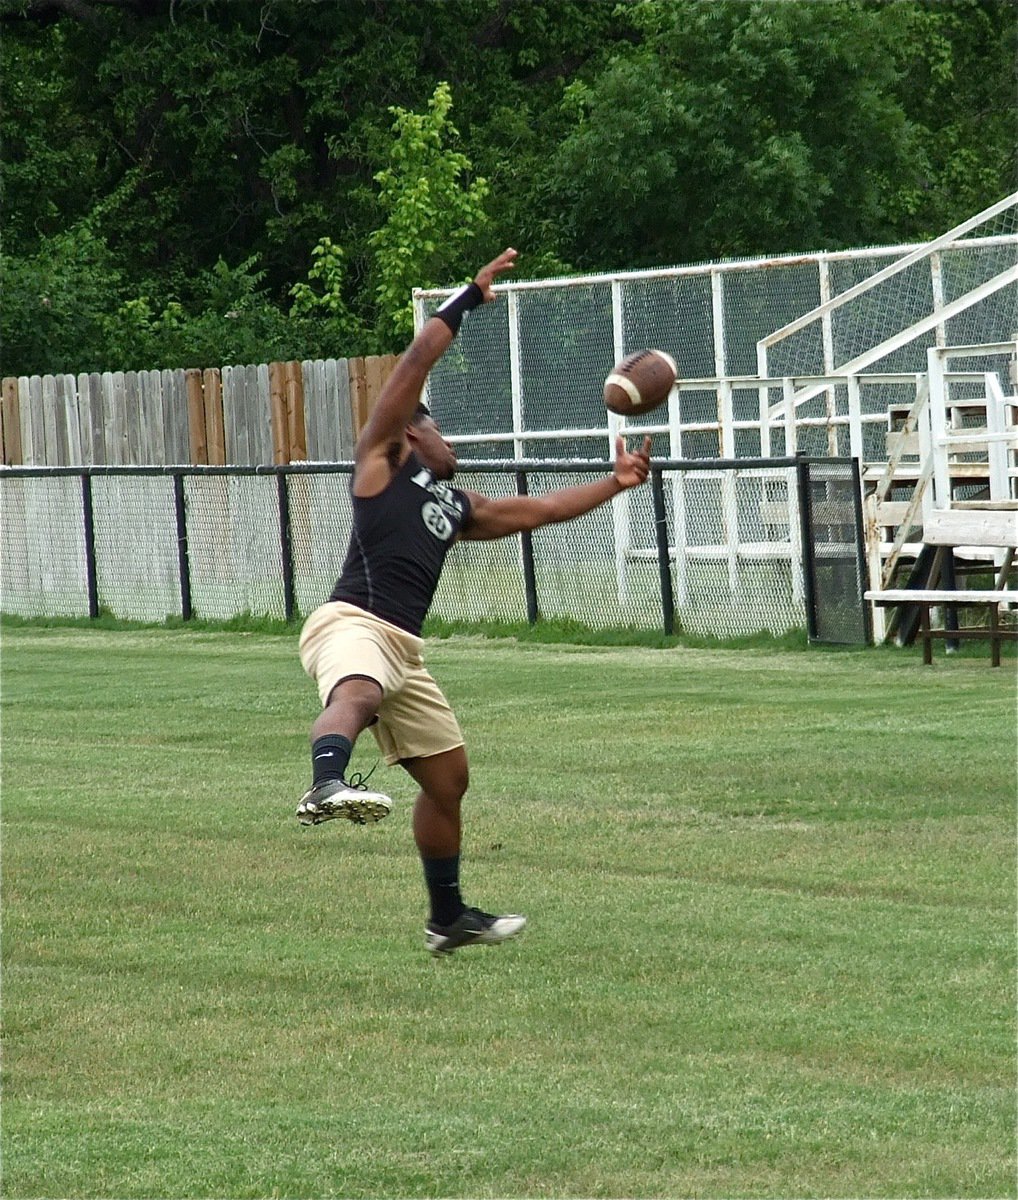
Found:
[4,608,1015,660]
[2,628,1015,1197]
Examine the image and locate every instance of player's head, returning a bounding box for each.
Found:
[407,403,457,479]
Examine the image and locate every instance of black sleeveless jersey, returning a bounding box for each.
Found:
[330,453,472,636]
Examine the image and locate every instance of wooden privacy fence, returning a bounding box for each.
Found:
[0,354,399,467]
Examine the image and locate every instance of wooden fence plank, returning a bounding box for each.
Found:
[359,354,398,433]
[100,372,115,465]
[132,370,146,463]
[334,357,355,459]
[107,371,128,464]
[41,374,63,464]
[48,375,63,463]
[255,362,273,463]
[60,374,83,464]
[363,356,386,427]
[74,373,93,465]
[22,376,43,465]
[162,369,188,464]
[348,357,368,437]
[151,369,168,463]
[186,369,207,464]
[285,360,306,461]
[1,376,22,465]
[312,359,331,459]
[16,378,29,463]
[238,364,251,463]
[203,368,225,465]
[223,365,249,464]
[135,370,151,463]
[269,361,288,464]
[114,370,129,464]
[124,372,141,464]
[137,369,158,464]
[302,359,321,459]
[85,373,104,463]
[222,365,238,464]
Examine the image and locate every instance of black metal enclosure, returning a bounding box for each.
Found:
[0,458,868,643]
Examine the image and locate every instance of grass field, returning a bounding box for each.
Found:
[2,625,1016,1198]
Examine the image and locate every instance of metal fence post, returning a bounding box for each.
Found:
[172,473,192,621]
[796,458,819,642]
[651,468,675,636]
[849,457,873,644]
[277,471,296,623]
[515,469,538,625]
[81,472,99,618]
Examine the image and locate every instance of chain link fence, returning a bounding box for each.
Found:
[416,223,1017,466]
[0,459,866,642]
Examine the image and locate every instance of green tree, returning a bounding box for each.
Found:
[883,0,1018,236]
[368,82,491,345]
[542,0,923,268]
[1,223,123,376]
[1,0,1013,375]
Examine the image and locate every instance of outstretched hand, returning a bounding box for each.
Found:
[613,435,653,490]
[474,247,518,301]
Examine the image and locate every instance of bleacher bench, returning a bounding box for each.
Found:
[864,507,1017,666]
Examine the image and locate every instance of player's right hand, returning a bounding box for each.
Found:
[474,248,517,302]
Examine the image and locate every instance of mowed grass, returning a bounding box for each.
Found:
[1,626,1015,1199]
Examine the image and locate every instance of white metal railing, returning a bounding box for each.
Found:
[757,191,1018,388]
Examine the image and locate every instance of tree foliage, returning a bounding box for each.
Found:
[1,0,1014,375]
[369,82,490,344]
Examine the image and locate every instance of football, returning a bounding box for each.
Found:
[603,349,678,416]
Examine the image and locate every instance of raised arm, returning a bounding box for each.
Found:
[461,435,653,541]
[353,248,517,496]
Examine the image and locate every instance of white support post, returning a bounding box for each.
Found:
[846,374,864,465]
[506,288,533,596]
[985,372,1010,503]
[723,469,739,595]
[710,272,729,463]
[608,278,631,607]
[756,317,774,459]
[609,278,627,459]
[663,379,688,604]
[819,257,839,455]
[788,465,804,604]
[930,252,947,350]
[865,510,887,643]
[783,378,798,456]
[718,379,735,459]
[717,379,739,592]
[672,468,688,606]
[758,380,773,457]
[926,347,951,509]
[712,270,726,377]
[508,290,524,461]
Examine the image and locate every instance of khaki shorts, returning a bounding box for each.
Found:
[298,601,464,765]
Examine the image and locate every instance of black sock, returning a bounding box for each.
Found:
[311,734,352,786]
[422,855,465,926]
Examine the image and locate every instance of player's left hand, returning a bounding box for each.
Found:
[613,434,652,489]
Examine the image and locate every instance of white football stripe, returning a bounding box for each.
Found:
[652,349,678,377]
[605,372,643,407]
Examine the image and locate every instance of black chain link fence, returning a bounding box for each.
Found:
[1,459,867,642]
